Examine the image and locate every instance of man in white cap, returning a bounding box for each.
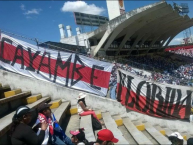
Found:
[168,132,183,145]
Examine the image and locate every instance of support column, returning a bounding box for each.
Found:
[76,27,81,35]
[91,29,112,57]
[66,25,72,37]
[149,36,159,48]
[130,34,145,50]
[116,29,136,55]
[103,27,123,50]
[58,24,66,39]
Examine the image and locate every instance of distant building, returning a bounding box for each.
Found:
[58,1,193,58]
[38,41,87,55]
[181,36,193,44]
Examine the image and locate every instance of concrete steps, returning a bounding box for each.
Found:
[144,122,171,144]
[80,115,96,142]
[54,101,70,125]
[0,85,11,99]
[102,112,129,144]
[61,105,175,145]
[0,91,31,118]
[118,125,137,144]
[163,127,187,145]
[4,89,22,98]
[123,118,153,144]
[0,82,188,145]
[64,114,80,138]
[0,96,51,144]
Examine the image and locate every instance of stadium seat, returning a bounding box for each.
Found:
[49,99,62,109]
[112,114,123,126]
[0,85,11,99]
[80,115,95,142]
[123,117,153,144]
[54,101,70,125]
[0,91,31,118]
[102,112,129,144]
[65,113,80,138]
[144,122,171,144]
[25,94,42,104]
[0,96,51,138]
[4,89,22,98]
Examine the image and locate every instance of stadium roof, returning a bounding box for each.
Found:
[38,41,87,54]
[88,1,193,57]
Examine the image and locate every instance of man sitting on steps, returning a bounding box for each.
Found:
[35,103,73,145]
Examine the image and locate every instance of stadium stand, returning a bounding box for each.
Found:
[169,48,193,58]
[0,81,193,144]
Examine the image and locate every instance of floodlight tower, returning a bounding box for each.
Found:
[106,0,125,20]
[173,3,192,44]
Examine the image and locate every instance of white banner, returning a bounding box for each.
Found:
[117,69,193,119]
[0,34,113,96]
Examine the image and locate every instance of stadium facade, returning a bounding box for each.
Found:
[58,1,193,58]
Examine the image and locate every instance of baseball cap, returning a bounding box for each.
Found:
[14,106,34,118]
[37,103,51,112]
[70,128,86,141]
[169,132,183,140]
[76,94,86,100]
[97,129,119,143]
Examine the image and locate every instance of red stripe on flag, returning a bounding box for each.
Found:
[2,43,110,88]
[117,83,187,119]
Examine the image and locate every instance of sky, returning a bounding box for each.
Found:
[0,0,192,45]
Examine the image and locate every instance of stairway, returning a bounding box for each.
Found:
[0,82,190,144]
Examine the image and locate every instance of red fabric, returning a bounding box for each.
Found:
[38,113,54,135]
[165,45,193,51]
[117,83,188,119]
[1,42,110,88]
[80,111,100,122]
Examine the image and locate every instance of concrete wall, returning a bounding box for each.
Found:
[0,69,193,134]
[60,33,89,48]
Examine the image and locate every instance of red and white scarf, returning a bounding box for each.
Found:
[37,113,54,135]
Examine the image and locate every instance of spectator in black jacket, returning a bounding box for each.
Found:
[10,106,48,145]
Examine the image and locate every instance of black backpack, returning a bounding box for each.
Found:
[91,115,102,130]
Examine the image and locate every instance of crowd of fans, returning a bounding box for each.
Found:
[109,52,193,100]
[169,48,193,58]
[10,93,119,145]
[9,93,193,145]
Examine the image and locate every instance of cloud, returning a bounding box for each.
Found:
[24,9,42,15]
[169,37,183,45]
[20,4,25,11]
[61,1,105,15]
